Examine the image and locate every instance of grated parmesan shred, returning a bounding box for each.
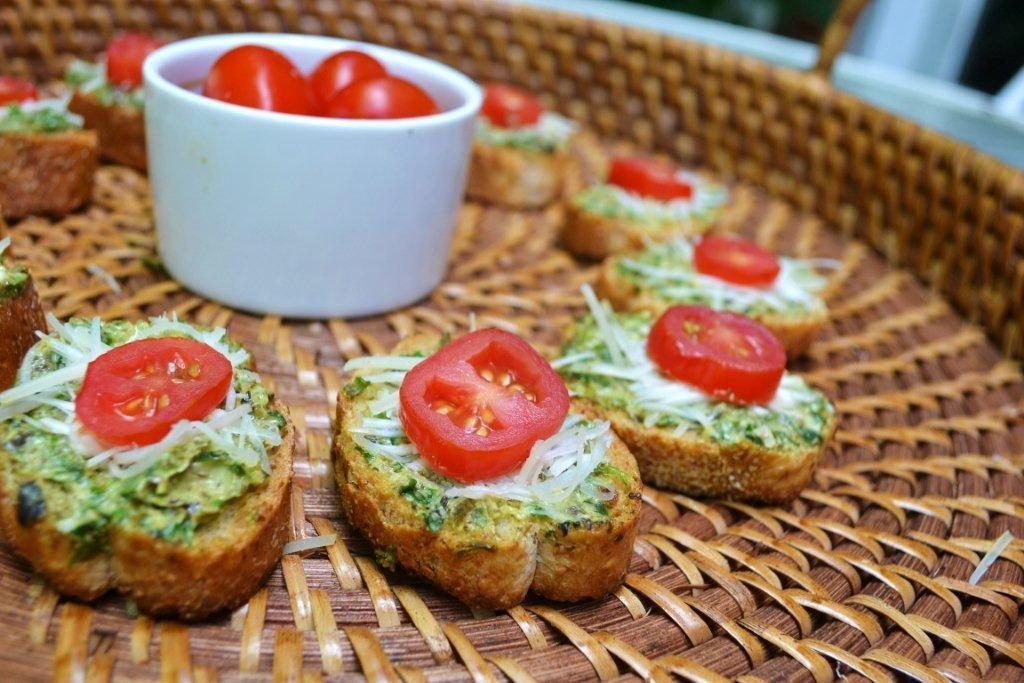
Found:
[342,354,613,506]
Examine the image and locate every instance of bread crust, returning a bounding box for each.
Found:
[333,335,641,609]
[0,130,97,219]
[465,141,566,209]
[68,91,146,171]
[0,276,45,391]
[573,399,834,504]
[561,202,711,261]
[596,259,828,358]
[0,401,294,620]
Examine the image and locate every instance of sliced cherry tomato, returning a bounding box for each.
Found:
[647,306,785,405]
[608,156,693,201]
[0,76,37,105]
[398,329,570,483]
[76,338,233,447]
[203,45,314,115]
[106,33,163,88]
[694,236,780,288]
[309,50,387,110]
[324,76,439,119]
[480,83,543,129]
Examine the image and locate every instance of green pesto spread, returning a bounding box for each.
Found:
[66,60,145,109]
[474,114,574,154]
[343,360,635,542]
[0,319,284,558]
[559,312,833,452]
[613,240,829,318]
[0,248,29,300]
[0,103,80,135]
[572,182,727,229]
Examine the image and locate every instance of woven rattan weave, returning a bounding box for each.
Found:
[1,0,1024,681]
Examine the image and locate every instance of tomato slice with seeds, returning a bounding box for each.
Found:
[607,156,693,201]
[106,33,163,88]
[694,235,780,288]
[398,329,570,483]
[309,50,387,110]
[0,76,38,105]
[76,338,233,447]
[480,83,543,129]
[647,306,785,405]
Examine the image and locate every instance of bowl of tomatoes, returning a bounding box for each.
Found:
[143,33,481,318]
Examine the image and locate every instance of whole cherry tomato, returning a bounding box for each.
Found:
[203,45,315,115]
[325,76,439,119]
[309,50,386,110]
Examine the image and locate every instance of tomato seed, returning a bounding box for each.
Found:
[498,371,512,386]
[479,368,495,382]
[475,426,490,437]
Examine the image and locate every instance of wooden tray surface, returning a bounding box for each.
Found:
[0,136,1022,682]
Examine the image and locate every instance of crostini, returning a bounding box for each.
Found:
[557,288,834,503]
[465,84,576,209]
[563,156,727,259]
[0,79,97,219]
[598,237,838,357]
[0,315,293,620]
[0,236,45,390]
[66,33,161,171]
[333,329,641,610]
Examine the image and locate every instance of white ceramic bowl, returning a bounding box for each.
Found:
[143,33,481,318]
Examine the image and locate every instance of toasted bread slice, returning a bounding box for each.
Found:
[562,201,713,261]
[68,90,146,171]
[596,257,828,358]
[0,400,293,620]
[572,399,833,504]
[0,274,45,391]
[465,141,566,209]
[333,334,642,609]
[0,130,97,219]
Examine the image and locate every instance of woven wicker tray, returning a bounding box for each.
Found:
[3,0,1024,681]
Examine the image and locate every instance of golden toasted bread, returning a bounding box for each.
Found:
[465,141,566,209]
[562,201,716,260]
[0,275,45,391]
[0,401,294,621]
[0,130,97,219]
[596,259,828,358]
[69,90,146,171]
[333,334,642,609]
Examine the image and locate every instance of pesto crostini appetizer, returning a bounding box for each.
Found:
[333,329,641,610]
[598,236,839,357]
[563,156,727,259]
[0,236,44,390]
[556,287,834,503]
[0,78,97,219]
[0,315,294,620]
[466,83,577,209]
[66,33,161,171]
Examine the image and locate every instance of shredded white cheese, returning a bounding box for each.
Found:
[85,263,122,294]
[0,236,10,259]
[342,354,612,506]
[969,531,1014,584]
[0,314,280,477]
[283,534,337,555]
[617,239,838,314]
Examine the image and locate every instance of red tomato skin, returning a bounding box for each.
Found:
[76,338,233,447]
[309,50,386,110]
[607,156,693,202]
[398,329,570,483]
[647,306,785,405]
[203,45,314,115]
[324,76,439,119]
[693,236,781,288]
[0,76,38,105]
[480,83,543,129]
[106,33,163,88]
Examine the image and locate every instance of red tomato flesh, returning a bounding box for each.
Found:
[647,306,785,405]
[106,33,163,88]
[203,45,314,116]
[398,329,570,483]
[0,76,37,105]
[694,236,780,288]
[309,50,387,110]
[325,76,439,119]
[76,338,233,447]
[481,83,543,129]
[608,156,693,201]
